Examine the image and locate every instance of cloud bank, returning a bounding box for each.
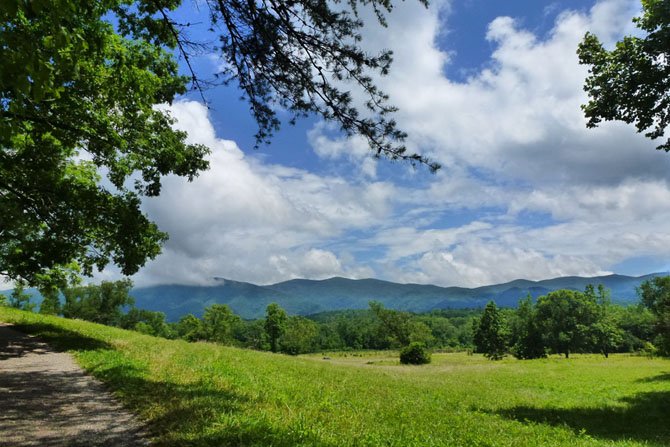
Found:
[125,0,669,288]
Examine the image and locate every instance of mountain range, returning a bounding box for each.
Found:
[4,273,664,321]
[128,273,666,320]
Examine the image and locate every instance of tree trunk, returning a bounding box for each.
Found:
[565,350,569,359]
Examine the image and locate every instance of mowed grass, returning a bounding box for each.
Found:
[1,308,669,447]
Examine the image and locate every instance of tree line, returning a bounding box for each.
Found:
[473,278,670,360]
[3,277,668,360]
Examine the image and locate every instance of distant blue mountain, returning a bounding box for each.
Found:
[4,272,666,321]
[129,272,666,320]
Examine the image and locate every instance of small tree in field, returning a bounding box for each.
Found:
[535,289,598,358]
[203,304,241,345]
[473,301,508,360]
[400,342,431,365]
[265,303,288,353]
[586,285,623,358]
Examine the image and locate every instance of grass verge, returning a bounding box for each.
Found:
[1,307,669,446]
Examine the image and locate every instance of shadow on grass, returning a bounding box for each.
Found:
[89,363,335,447]
[11,322,113,352]
[637,372,670,383]
[8,322,335,447]
[494,391,670,446]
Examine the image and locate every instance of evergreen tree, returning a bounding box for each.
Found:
[473,301,508,360]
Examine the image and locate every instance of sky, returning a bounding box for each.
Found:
[101,0,670,288]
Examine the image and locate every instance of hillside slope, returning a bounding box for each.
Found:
[1,307,667,447]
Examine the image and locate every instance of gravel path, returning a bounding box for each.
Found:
[0,323,149,446]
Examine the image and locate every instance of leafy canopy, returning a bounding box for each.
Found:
[1,0,209,287]
[638,275,670,356]
[578,0,670,151]
[1,0,433,288]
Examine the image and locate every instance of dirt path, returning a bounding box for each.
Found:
[0,323,149,446]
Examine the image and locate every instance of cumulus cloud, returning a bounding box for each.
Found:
[120,0,670,289]
[135,101,393,286]
[305,0,670,285]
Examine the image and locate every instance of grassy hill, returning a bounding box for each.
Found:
[129,273,666,320]
[1,307,669,446]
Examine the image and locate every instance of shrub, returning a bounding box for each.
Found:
[399,342,431,365]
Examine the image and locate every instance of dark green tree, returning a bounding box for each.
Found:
[120,307,174,339]
[399,342,431,365]
[38,285,61,316]
[509,295,545,360]
[535,289,599,358]
[203,304,241,345]
[280,316,319,355]
[586,285,623,358]
[236,319,270,351]
[1,0,435,289]
[618,304,656,351]
[62,279,134,325]
[578,0,670,151]
[264,302,288,353]
[0,1,209,289]
[638,276,670,356]
[175,314,205,342]
[473,301,507,360]
[369,301,412,347]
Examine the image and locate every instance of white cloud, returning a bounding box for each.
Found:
[390,0,667,187]
[113,0,670,289]
[135,101,392,286]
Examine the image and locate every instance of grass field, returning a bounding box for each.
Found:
[1,307,669,447]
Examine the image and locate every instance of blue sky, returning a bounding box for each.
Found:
[106,0,670,287]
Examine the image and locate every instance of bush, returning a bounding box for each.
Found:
[399,342,431,365]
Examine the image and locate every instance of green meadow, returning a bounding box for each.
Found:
[1,307,668,447]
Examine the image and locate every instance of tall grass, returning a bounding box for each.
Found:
[1,307,668,446]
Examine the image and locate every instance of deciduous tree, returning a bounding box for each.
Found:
[203,303,241,345]
[1,0,434,288]
[535,289,599,358]
[578,0,670,151]
[62,279,135,325]
[638,275,670,356]
[280,316,319,355]
[264,302,288,353]
[509,295,545,360]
